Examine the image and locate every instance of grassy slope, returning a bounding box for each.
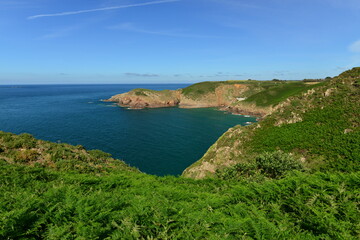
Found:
[0,131,137,174]
[1,159,359,239]
[183,68,360,178]
[242,81,324,107]
[132,88,176,97]
[181,81,224,99]
[246,71,360,171]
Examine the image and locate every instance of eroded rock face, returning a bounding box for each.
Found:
[223,105,270,118]
[106,89,180,109]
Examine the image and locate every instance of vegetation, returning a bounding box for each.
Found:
[247,73,359,172]
[180,80,273,100]
[180,79,324,110]
[1,157,359,239]
[181,81,223,98]
[1,68,359,239]
[217,151,304,180]
[184,68,359,178]
[0,131,137,174]
[243,81,322,107]
[131,88,177,99]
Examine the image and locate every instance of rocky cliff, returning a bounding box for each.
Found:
[106,89,181,109]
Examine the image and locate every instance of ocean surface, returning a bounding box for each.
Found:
[0,84,257,176]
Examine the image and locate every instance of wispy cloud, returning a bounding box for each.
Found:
[349,40,360,53]
[125,72,160,77]
[198,72,245,78]
[109,22,220,38]
[28,0,179,20]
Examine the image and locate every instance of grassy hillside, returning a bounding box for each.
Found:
[0,131,137,174]
[242,81,323,107]
[183,68,360,178]
[1,155,359,239]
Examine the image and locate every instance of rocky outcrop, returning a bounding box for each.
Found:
[106,89,180,109]
[222,104,270,118]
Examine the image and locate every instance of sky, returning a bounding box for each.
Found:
[1,0,360,84]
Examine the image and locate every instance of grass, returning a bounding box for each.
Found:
[181,81,224,99]
[0,160,359,239]
[181,80,319,107]
[243,81,322,107]
[0,131,137,174]
[247,75,360,171]
[131,88,178,99]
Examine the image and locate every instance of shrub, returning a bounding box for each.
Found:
[256,151,303,178]
[217,151,303,180]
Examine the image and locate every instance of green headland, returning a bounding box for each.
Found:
[107,78,324,117]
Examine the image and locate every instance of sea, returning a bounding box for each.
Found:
[0,84,257,176]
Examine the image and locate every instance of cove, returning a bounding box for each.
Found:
[0,84,256,175]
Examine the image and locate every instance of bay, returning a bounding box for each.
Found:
[0,84,256,175]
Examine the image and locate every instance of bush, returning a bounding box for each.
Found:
[256,151,303,178]
[217,151,303,180]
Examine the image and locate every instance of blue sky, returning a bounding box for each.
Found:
[1,0,360,84]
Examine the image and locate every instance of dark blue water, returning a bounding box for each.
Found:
[0,84,256,176]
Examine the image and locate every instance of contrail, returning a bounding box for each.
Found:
[28,0,179,20]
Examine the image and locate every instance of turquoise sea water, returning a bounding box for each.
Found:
[0,84,256,175]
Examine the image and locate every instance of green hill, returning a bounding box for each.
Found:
[183,68,360,178]
[0,68,359,239]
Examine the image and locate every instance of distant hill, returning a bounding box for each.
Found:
[107,79,322,117]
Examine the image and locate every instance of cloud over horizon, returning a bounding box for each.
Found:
[28,0,179,20]
[125,73,160,77]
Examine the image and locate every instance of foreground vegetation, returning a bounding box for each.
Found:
[1,157,359,239]
[1,68,359,239]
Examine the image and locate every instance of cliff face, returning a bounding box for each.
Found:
[183,68,360,179]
